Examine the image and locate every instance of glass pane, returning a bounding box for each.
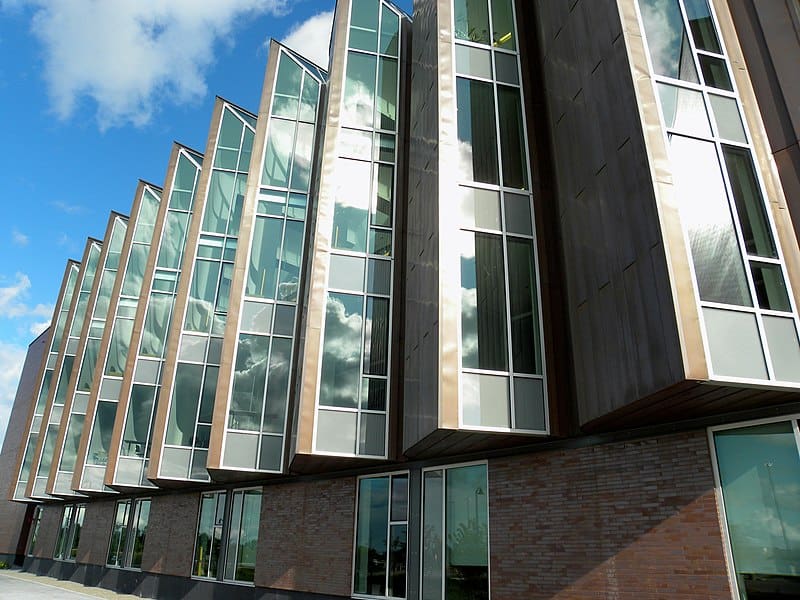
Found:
[262,119,296,189]
[299,74,319,122]
[657,83,712,137]
[359,412,386,456]
[684,0,721,53]
[333,159,372,253]
[456,45,492,79]
[140,295,172,360]
[341,128,373,161]
[107,501,130,566]
[166,363,204,446]
[272,54,302,118]
[380,5,400,56]
[87,401,116,466]
[714,423,800,585]
[391,475,409,521]
[764,316,800,383]
[277,219,304,302]
[198,366,218,425]
[203,171,235,234]
[370,229,393,257]
[703,307,767,379]
[508,237,541,374]
[364,297,390,376]
[263,338,292,434]
[259,435,284,471]
[77,338,100,391]
[248,216,282,299]
[240,301,272,334]
[193,492,224,578]
[504,193,532,236]
[513,377,546,431]
[722,146,777,258]
[106,318,133,376]
[373,164,394,227]
[316,409,357,454]
[367,259,392,296]
[460,187,501,231]
[350,0,379,52]
[122,385,156,457]
[224,432,258,469]
[422,471,444,600]
[462,372,510,428]
[670,135,751,306]
[377,58,398,131]
[460,232,508,371]
[216,109,244,168]
[60,414,85,471]
[157,211,190,270]
[130,500,150,569]
[699,54,733,91]
[457,78,499,185]
[389,524,408,597]
[491,0,516,49]
[361,378,387,411]
[751,262,791,312]
[343,52,377,129]
[320,293,363,408]
[497,85,528,190]
[445,465,489,599]
[354,477,389,596]
[330,255,366,292]
[273,304,295,336]
[709,94,746,143]
[494,52,518,85]
[230,334,269,431]
[454,0,490,44]
[639,0,700,83]
[290,122,314,192]
[185,260,221,332]
[234,490,261,581]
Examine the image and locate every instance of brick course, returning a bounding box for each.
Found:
[141,492,200,576]
[488,431,733,599]
[76,499,114,565]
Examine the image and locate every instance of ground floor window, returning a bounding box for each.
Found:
[107,498,151,569]
[26,505,43,556]
[712,418,800,598]
[193,487,262,583]
[421,463,489,600]
[353,472,409,598]
[54,504,85,561]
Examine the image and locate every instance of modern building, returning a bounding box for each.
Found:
[1,0,800,598]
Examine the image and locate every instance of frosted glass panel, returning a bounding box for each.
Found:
[462,372,510,428]
[316,410,357,454]
[764,316,800,383]
[703,307,767,379]
[224,433,258,469]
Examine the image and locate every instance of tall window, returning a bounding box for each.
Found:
[421,463,489,600]
[193,488,262,583]
[453,0,546,433]
[27,506,43,556]
[711,418,800,598]
[638,0,800,383]
[354,473,409,598]
[54,503,86,562]
[107,498,151,569]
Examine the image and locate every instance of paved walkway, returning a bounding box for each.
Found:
[0,569,140,599]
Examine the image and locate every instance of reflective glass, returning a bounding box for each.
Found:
[684,0,721,53]
[316,409,357,453]
[172,154,198,210]
[364,297,389,376]
[361,377,387,411]
[703,307,767,379]
[333,159,372,253]
[377,57,398,130]
[247,216,282,299]
[263,337,292,435]
[494,52,518,85]
[229,334,269,431]
[343,52,377,129]
[76,338,100,391]
[203,171,235,234]
[193,492,225,579]
[460,232,508,371]
[507,237,541,374]
[185,260,221,332]
[199,366,218,425]
[350,0,379,52]
[225,490,261,582]
[157,212,190,269]
[238,127,254,173]
[354,477,390,596]
[263,119,296,188]
[259,434,283,471]
[215,109,244,169]
[373,164,394,227]
[456,78,499,185]
[359,412,386,456]
[491,0,516,49]
[454,0,490,44]
[379,5,400,56]
[504,193,532,236]
[130,500,150,569]
[166,363,204,445]
[273,55,302,118]
[497,85,528,190]
[639,0,700,83]
[277,219,304,302]
[140,294,172,359]
[320,293,364,408]
[369,229,393,256]
[709,94,746,143]
[299,74,319,122]
[460,187,501,231]
[421,471,444,600]
[329,254,366,292]
[722,145,777,258]
[751,262,791,312]
[107,501,130,566]
[122,385,156,457]
[122,243,149,297]
[657,83,712,137]
[513,377,546,431]
[367,259,392,296]
[87,401,116,466]
[670,135,751,306]
[699,54,733,91]
[240,301,273,335]
[60,414,84,471]
[462,372,509,428]
[290,123,314,192]
[445,465,489,599]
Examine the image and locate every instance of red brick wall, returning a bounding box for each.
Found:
[488,431,733,599]
[76,499,114,565]
[256,477,356,596]
[32,504,62,559]
[141,492,200,576]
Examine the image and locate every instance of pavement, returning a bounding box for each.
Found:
[0,569,140,599]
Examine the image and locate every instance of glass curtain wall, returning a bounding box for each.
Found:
[160,105,256,481]
[315,0,402,458]
[222,48,323,472]
[712,418,800,598]
[112,150,203,489]
[421,463,489,600]
[29,242,102,499]
[13,262,79,500]
[53,215,133,495]
[192,488,262,583]
[638,0,800,382]
[79,186,164,492]
[353,473,409,599]
[453,0,546,432]
[107,498,151,569]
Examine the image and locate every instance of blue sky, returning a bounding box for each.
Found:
[0,0,413,445]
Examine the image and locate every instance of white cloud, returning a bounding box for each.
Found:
[11,0,288,130]
[29,320,49,336]
[50,200,85,215]
[0,273,53,320]
[12,229,29,246]
[0,341,27,449]
[282,10,334,69]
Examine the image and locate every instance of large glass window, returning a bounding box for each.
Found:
[54,504,86,561]
[421,464,489,600]
[193,489,262,583]
[107,498,151,569]
[354,473,409,599]
[712,419,800,598]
